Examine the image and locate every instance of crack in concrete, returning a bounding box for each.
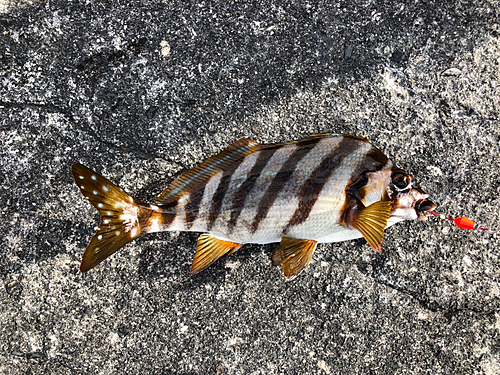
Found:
[0,100,173,163]
[0,100,75,122]
[368,268,500,319]
[355,254,499,319]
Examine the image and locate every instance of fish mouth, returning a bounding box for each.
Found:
[414,199,437,221]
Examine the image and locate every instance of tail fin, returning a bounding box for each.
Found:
[71,163,150,272]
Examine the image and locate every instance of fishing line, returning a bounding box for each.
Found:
[426,211,490,231]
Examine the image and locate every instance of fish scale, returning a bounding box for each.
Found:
[216,151,260,229]
[213,137,345,244]
[286,142,374,242]
[71,133,436,279]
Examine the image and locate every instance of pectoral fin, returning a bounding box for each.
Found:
[275,237,318,280]
[189,234,242,274]
[352,201,392,252]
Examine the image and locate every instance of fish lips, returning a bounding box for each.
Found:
[414,199,437,221]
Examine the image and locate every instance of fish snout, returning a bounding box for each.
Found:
[415,199,437,221]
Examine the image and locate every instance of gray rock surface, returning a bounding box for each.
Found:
[1,1,499,374]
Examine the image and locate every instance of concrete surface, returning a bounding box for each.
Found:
[1,1,499,374]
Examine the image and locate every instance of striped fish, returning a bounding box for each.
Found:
[71,134,436,279]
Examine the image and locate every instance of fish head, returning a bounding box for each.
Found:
[387,167,437,223]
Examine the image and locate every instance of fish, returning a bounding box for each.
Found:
[71,133,436,279]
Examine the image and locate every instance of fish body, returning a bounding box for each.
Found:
[71,134,436,279]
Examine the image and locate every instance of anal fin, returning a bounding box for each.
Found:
[271,244,282,266]
[352,200,392,252]
[189,234,242,274]
[276,237,318,280]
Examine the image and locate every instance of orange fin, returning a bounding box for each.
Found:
[290,133,371,145]
[189,234,242,274]
[278,237,318,280]
[156,138,259,204]
[352,201,392,252]
[71,164,148,272]
[271,245,282,266]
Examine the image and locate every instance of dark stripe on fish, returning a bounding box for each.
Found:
[184,180,210,229]
[227,148,278,232]
[158,200,177,228]
[208,157,246,231]
[336,146,391,227]
[286,137,364,229]
[352,146,389,177]
[346,146,389,203]
[251,139,321,233]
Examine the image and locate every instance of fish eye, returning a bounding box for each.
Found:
[393,174,410,189]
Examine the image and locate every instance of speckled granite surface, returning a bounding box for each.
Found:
[1,1,499,374]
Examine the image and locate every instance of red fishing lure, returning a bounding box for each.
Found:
[426,211,489,231]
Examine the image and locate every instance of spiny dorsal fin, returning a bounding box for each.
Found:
[189,234,242,274]
[156,138,259,205]
[284,133,371,145]
[277,237,318,280]
[352,201,392,252]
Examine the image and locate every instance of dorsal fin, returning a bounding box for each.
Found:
[280,133,371,145]
[156,138,259,204]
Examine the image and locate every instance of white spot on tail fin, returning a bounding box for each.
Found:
[97,235,103,240]
[91,175,97,181]
[103,219,110,224]
[119,213,136,222]
[98,203,104,208]
[79,176,84,180]
[103,185,109,192]
[93,190,98,195]
[119,204,139,236]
